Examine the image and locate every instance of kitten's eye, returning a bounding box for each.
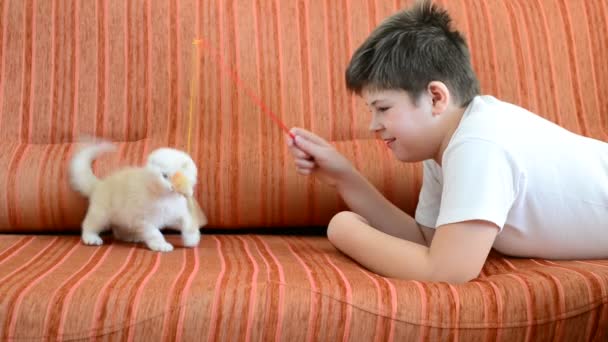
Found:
[162,173,169,179]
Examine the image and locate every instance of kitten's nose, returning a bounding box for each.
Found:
[171,171,191,196]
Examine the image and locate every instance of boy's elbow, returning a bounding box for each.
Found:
[327,211,366,243]
[326,212,346,244]
[437,272,478,284]
[427,263,481,284]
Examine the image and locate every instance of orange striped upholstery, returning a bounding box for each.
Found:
[1,0,608,339]
[1,235,607,340]
[1,0,604,232]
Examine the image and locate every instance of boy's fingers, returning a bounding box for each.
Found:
[285,134,296,147]
[293,135,324,158]
[288,145,312,160]
[295,159,315,169]
[290,127,330,147]
[297,167,312,175]
[286,134,314,160]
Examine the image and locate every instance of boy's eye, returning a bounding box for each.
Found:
[378,107,390,113]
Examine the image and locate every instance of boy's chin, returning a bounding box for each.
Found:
[392,150,424,163]
[390,148,408,161]
[395,155,414,162]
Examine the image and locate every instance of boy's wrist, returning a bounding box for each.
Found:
[335,168,364,193]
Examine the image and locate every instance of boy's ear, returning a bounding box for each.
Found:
[427,81,450,116]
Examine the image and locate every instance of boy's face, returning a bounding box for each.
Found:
[363,88,444,162]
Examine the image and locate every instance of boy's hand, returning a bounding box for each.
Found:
[285,128,355,187]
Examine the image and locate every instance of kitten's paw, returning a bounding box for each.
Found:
[182,230,201,247]
[82,232,103,246]
[147,241,174,252]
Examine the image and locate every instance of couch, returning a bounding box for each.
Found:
[1,0,607,340]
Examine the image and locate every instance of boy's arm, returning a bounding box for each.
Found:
[329,213,498,283]
[427,220,498,282]
[287,128,429,246]
[337,170,430,246]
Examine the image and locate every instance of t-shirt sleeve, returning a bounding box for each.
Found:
[436,140,519,230]
[415,159,443,228]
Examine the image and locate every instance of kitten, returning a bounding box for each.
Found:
[69,141,203,252]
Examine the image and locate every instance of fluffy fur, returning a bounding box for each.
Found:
[69,142,201,252]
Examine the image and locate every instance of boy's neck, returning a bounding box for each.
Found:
[434,104,467,166]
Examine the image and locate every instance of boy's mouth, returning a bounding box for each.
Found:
[383,138,396,147]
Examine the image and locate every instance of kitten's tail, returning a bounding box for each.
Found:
[69,141,116,197]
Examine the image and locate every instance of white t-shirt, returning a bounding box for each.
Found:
[415,95,608,259]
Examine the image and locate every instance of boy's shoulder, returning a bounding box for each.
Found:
[440,95,556,170]
[444,95,608,173]
[447,96,517,149]
[458,95,530,128]
[449,95,554,149]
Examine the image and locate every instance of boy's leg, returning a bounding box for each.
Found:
[327,211,431,279]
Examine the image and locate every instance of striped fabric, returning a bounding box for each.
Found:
[1,0,608,339]
[1,234,607,340]
[1,0,605,232]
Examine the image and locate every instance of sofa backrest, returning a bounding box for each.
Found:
[0,0,606,232]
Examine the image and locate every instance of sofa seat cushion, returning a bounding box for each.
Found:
[0,234,607,340]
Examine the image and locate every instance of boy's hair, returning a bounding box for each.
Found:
[345,0,480,107]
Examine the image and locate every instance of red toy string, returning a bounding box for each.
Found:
[197,38,295,139]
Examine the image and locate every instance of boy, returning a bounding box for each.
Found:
[285,0,608,283]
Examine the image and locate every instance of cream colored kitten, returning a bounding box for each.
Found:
[69,141,202,252]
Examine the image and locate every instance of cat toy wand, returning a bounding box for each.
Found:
[192,38,295,140]
[183,39,208,227]
[187,39,202,154]
[184,38,293,226]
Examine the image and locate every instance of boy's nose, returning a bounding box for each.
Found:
[368,117,383,132]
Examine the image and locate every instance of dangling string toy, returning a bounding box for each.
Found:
[186,39,203,155]
[184,37,296,227]
[195,38,295,139]
[183,39,208,228]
